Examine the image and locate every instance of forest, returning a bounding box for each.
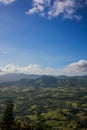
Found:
[0,75,87,130]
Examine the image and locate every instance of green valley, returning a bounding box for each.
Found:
[0,75,87,130]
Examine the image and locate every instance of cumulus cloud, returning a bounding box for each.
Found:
[26,0,87,20]
[63,60,87,76]
[0,60,87,76]
[0,64,60,75]
[48,0,76,19]
[0,0,15,4]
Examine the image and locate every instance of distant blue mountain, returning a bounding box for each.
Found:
[0,73,40,83]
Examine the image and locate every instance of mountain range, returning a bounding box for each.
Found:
[0,73,87,130]
[0,73,40,83]
[0,73,87,88]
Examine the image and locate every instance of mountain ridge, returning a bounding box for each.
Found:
[0,73,87,83]
[0,74,87,88]
[0,73,40,83]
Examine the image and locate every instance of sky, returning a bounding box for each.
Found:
[0,0,87,76]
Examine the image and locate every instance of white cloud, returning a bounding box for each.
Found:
[63,60,87,76]
[26,0,50,15]
[0,0,15,4]
[0,64,60,75]
[26,4,44,15]
[48,0,76,19]
[26,0,87,20]
[3,51,8,55]
[0,60,87,76]
[0,48,8,55]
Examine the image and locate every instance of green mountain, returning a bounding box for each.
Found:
[0,75,87,130]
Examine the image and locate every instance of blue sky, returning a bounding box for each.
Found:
[0,0,87,75]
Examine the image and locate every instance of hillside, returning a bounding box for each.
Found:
[0,75,87,130]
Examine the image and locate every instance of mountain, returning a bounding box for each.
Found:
[0,75,87,88]
[0,73,40,83]
[0,73,87,84]
[0,75,87,129]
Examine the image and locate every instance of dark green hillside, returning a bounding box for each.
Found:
[0,75,87,130]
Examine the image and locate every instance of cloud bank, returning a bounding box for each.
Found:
[26,0,87,20]
[0,60,87,76]
[0,0,15,4]
[64,60,87,76]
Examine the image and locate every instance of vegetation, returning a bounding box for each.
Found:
[2,99,15,130]
[0,75,87,130]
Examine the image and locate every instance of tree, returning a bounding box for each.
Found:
[2,99,15,130]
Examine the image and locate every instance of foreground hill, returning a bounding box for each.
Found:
[0,75,87,130]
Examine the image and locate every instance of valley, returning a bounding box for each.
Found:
[0,75,87,130]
